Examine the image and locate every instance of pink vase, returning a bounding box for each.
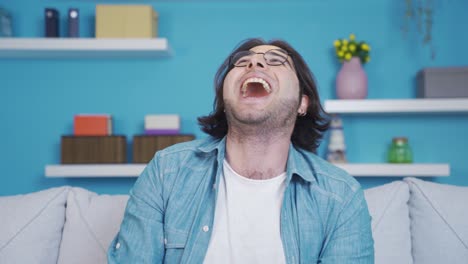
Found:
[336,57,368,99]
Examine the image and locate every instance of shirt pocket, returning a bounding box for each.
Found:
[164,228,189,264]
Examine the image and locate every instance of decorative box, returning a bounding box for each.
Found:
[144,114,180,135]
[74,114,112,136]
[95,5,158,38]
[133,134,195,163]
[61,136,126,164]
[417,67,468,98]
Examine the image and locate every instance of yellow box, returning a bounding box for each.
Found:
[95,5,158,38]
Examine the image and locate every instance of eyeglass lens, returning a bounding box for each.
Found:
[232,49,289,67]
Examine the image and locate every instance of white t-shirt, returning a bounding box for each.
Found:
[203,159,287,264]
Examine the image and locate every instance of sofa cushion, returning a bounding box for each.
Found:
[0,186,69,264]
[57,187,129,264]
[404,177,468,264]
[364,181,413,264]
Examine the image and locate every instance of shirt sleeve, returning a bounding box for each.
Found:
[107,155,166,263]
[318,187,375,264]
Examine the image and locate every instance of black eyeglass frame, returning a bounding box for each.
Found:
[229,49,292,67]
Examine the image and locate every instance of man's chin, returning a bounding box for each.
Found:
[227,110,270,126]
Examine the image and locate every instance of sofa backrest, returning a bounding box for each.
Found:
[57,187,129,264]
[404,177,468,264]
[364,180,413,264]
[0,186,69,264]
[2,177,467,264]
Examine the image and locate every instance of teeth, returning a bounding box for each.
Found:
[241,77,272,97]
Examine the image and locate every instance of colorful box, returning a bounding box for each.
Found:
[95,5,158,38]
[74,114,112,136]
[144,114,180,135]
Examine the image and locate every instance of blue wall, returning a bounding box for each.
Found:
[1,0,467,195]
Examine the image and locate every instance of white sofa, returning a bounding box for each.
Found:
[1,177,467,264]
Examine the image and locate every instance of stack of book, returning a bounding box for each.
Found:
[61,114,126,164]
[133,114,194,163]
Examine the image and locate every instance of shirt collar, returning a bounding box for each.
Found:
[286,144,317,184]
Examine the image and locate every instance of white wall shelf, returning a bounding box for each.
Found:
[0,38,171,58]
[324,98,468,114]
[44,163,449,178]
[45,164,145,177]
[334,163,450,177]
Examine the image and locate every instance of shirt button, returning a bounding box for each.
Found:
[164,238,167,245]
[115,242,121,249]
[202,225,209,232]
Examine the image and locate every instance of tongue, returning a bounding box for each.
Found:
[246,83,269,98]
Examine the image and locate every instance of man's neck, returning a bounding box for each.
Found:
[225,128,291,180]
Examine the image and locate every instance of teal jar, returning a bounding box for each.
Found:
[388,137,413,163]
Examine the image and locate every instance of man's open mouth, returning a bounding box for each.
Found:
[241,77,272,98]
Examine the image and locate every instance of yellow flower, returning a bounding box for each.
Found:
[345,53,352,60]
[333,34,371,64]
[333,40,341,47]
[361,43,369,51]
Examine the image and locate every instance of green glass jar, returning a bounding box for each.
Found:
[388,137,413,163]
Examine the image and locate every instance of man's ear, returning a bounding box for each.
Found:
[298,95,309,114]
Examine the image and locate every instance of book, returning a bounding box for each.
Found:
[74,114,112,136]
[144,129,179,135]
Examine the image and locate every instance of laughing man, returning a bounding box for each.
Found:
[108,38,374,264]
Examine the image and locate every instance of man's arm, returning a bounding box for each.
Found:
[108,156,165,263]
[319,188,374,264]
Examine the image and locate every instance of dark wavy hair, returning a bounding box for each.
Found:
[198,38,330,153]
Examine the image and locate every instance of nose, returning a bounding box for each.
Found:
[247,54,266,69]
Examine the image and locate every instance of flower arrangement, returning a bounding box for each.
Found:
[333,34,371,64]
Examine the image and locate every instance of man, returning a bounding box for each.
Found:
[108,38,374,263]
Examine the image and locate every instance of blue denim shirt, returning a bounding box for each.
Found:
[108,136,374,263]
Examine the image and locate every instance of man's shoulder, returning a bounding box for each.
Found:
[296,148,362,203]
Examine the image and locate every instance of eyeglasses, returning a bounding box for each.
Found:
[230,49,291,67]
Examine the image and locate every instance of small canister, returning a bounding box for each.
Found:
[388,137,413,163]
